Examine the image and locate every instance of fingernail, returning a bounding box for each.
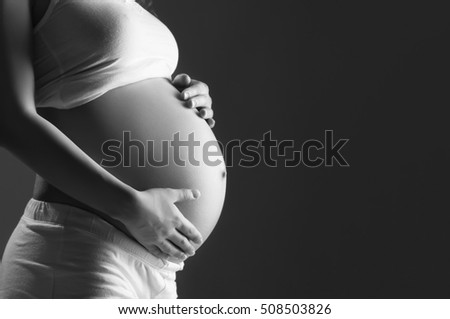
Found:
[200,109,207,118]
[189,99,196,108]
[192,189,201,199]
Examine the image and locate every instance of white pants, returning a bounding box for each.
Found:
[0,198,183,299]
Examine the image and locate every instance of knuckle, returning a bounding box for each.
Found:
[160,227,170,238]
[176,254,185,260]
[172,215,182,226]
[185,227,193,236]
[182,189,192,199]
[154,230,165,244]
[158,242,169,254]
[175,250,184,257]
[163,187,173,194]
[152,221,163,234]
[154,241,163,249]
[165,188,177,199]
[155,224,169,238]
[147,245,156,253]
[197,96,206,106]
[179,237,189,247]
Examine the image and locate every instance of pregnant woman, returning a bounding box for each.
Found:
[0,0,226,298]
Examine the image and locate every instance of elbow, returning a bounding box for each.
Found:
[0,121,15,150]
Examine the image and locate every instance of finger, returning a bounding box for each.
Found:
[158,240,187,261]
[168,232,196,256]
[147,245,171,261]
[206,118,216,128]
[172,73,192,90]
[186,95,213,109]
[196,107,214,120]
[176,214,203,245]
[169,188,201,202]
[181,80,209,100]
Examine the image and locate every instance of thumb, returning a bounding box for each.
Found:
[171,188,201,203]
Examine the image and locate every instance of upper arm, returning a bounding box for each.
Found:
[0,0,36,119]
[0,0,37,145]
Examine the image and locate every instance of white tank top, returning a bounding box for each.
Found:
[33,0,179,109]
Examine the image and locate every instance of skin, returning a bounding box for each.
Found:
[137,74,219,261]
[36,77,226,262]
[0,0,217,263]
[172,73,216,129]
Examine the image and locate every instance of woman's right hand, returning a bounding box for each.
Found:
[122,188,203,263]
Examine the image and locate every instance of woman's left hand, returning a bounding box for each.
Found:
[172,73,215,128]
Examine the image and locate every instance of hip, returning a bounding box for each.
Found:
[0,198,183,299]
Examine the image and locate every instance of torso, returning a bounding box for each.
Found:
[35,78,227,245]
[30,0,227,245]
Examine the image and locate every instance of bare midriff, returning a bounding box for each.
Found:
[34,78,227,247]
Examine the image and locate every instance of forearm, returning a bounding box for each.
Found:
[2,110,137,222]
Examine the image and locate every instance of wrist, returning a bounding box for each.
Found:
[114,187,149,226]
[108,186,142,225]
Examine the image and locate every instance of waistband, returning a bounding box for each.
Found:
[23,198,184,274]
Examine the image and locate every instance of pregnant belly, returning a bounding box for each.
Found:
[36,78,227,244]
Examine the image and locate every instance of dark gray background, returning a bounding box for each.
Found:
[1,0,450,298]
